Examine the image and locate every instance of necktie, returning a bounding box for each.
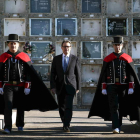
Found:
[64,56,68,72]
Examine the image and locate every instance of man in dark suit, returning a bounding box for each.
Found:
[50,40,80,132]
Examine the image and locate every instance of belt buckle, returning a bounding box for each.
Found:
[13,81,17,85]
[115,78,119,82]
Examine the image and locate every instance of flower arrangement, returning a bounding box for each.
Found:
[23,42,32,53]
[48,43,55,54]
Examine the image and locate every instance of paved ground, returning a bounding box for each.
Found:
[0,110,140,140]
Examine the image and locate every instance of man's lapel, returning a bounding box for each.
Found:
[66,54,73,72]
[60,54,64,73]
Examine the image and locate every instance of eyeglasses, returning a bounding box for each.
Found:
[62,46,71,48]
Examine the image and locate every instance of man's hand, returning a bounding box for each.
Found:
[102,89,107,95]
[24,88,30,95]
[128,88,134,95]
[0,88,3,95]
[76,90,79,94]
[51,88,56,94]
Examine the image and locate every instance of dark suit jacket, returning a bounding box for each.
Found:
[50,54,80,95]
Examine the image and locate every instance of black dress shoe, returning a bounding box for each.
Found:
[63,126,70,132]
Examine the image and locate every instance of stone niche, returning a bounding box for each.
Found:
[32,64,51,81]
[30,41,51,61]
[55,41,77,56]
[133,0,140,13]
[82,0,101,13]
[134,64,140,81]
[81,41,103,59]
[57,0,76,13]
[107,0,128,14]
[29,18,52,36]
[132,41,140,59]
[133,18,140,36]
[81,19,101,36]
[4,42,25,52]
[30,0,51,13]
[106,18,128,36]
[4,18,26,36]
[81,64,102,83]
[55,18,77,36]
[4,0,26,13]
[107,41,128,55]
[81,88,96,105]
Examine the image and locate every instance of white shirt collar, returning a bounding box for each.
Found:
[63,53,70,57]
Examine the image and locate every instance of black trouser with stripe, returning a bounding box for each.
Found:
[107,84,127,129]
[3,85,25,131]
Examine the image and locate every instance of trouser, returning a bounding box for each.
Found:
[107,84,127,129]
[3,85,25,131]
[57,86,74,127]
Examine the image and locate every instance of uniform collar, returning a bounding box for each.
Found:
[7,50,21,57]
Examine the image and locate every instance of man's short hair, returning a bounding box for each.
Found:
[61,40,71,47]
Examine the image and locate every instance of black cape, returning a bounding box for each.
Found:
[88,52,140,121]
[0,51,58,114]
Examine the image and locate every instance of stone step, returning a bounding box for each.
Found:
[0,110,17,129]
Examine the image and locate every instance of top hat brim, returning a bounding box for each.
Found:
[7,40,19,42]
[112,41,123,44]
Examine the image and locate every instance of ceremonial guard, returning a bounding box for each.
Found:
[0,34,58,134]
[88,36,140,133]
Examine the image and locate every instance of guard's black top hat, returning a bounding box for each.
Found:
[112,36,123,44]
[7,34,19,42]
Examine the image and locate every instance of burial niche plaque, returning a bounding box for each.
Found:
[107,18,127,36]
[56,18,77,36]
[30,18,51,36]
[132,41,140,59]
[107,0,127,14]
[33,64,50,81]
[57,0,76,13]
[81,41,102,59]
[82,0,101,13]
[30,0,51,13]
[4,18,26,36]
[31,42,51,60]
[133,0,140,13]
[5,0,26,13]
[133,19,140,35]
[81,19,101,36]
[135,64,140,80]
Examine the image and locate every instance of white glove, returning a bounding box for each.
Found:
[102,89,107,95]
[128,88,134,95]
[0,88,3,95]
[24,88,30,95]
